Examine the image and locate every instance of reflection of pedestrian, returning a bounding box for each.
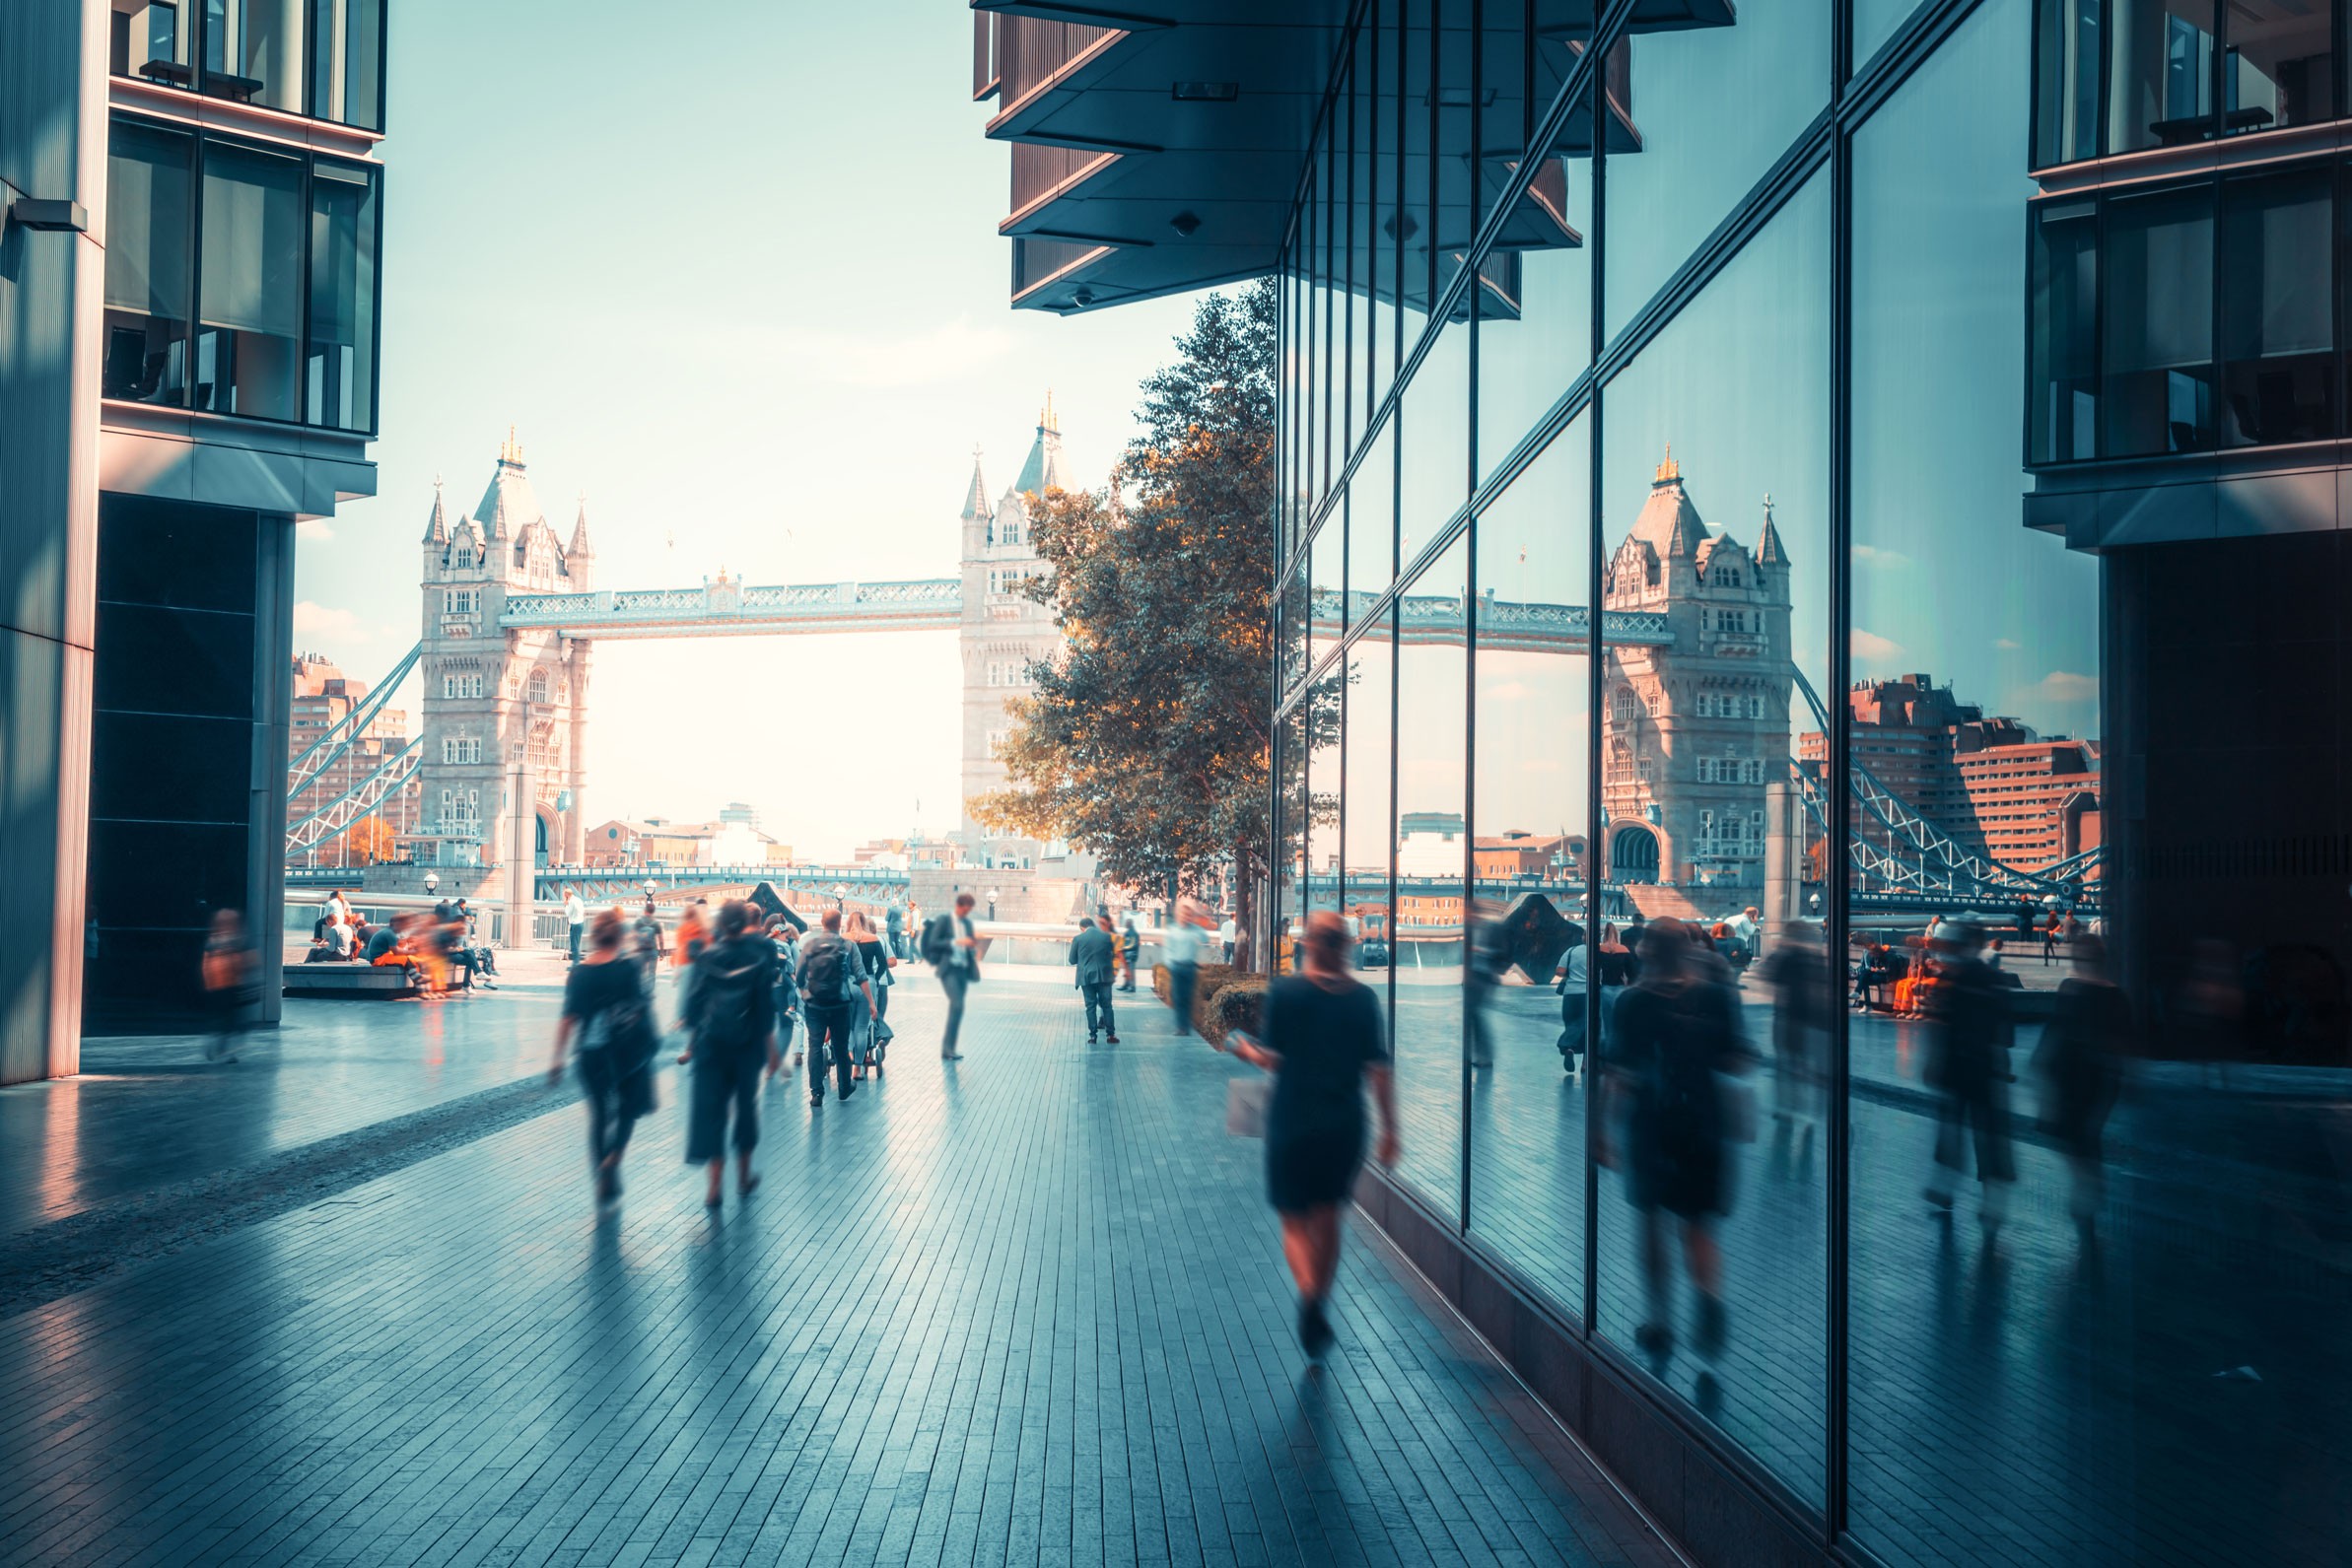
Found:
[1071,914,1120,1043]
[200,910,254,1064]
[1760,921,1830,1130]
[1554,940,1590,1075]
[1606,920,1756,1360]
[1921,920,2017,1230]
[2034,934,2127,1227]
[1467,906,1508,1068]
[1217,912,1399,1359]
[548,910,657,1206]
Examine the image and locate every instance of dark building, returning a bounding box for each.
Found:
[3,1,387,1069]
[972,2,2349,1564]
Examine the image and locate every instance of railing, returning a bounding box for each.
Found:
[1009,141,1121,225]
[1010,237,1113,304]
[1303,590,1675,648]
[499,579,962,632]
[992,15,1125,117]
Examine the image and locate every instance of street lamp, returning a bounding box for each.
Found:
[424,870,439,897]
[643,877,657,903]
[832,883,848,911]
[988,888,1001,921]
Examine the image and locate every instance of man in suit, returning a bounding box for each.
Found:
[1070,913,1121,1044]
[924,892,983,1060]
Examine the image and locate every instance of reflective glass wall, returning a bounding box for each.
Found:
[1268,0,2352,1560]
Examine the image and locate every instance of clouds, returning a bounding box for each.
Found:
[292,601,365,648]
[297,518,334,542]
[1851,628,1903,663]
[1851,544,1908,569]
[1994,637,2022,650]
[2029,669,2098,705]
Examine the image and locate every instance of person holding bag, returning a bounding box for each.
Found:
[549,908,659,1207]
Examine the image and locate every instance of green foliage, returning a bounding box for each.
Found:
[974,281,1285,932]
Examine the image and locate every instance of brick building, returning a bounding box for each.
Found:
[288,653,416,864]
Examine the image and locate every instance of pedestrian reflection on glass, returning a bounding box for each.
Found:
[1218,911,1400,1360]
[1603,919,1757,1362]
[2031,933,2127,1232]
[1467,900,1511,1069]
[1919,919,2016,1233]
[1759,920,1830,1139]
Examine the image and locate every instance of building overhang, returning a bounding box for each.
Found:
[101,403,377,519]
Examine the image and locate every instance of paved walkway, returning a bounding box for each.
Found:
[0,972,1678,1568]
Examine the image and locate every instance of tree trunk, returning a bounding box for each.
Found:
[1233,838,1260,974]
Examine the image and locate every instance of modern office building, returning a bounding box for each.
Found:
[971,1,2345,1563]
[3,0,387,1070]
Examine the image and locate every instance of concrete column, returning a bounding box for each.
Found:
[0,1,105,1082]
[503,758,532,948]
[1761,780,1798,942]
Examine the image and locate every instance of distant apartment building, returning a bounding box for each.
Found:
[580,816,790,868]
[1473,831,1586,883]
[287,652,416,862]
[1800,673,2100,876]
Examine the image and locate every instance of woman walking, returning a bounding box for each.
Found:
[845,910,895,1075]
[1217,911,1400,1359]
[2033,933,2127,1229]
[679,901,781,1207]
[547,909,658,1206]
[201,910,255,1063]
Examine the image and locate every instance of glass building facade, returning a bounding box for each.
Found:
[1254,1,2350,1563]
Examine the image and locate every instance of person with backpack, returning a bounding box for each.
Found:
[798,909,875,1106]
[1605,919,1757,1363]
[767,918,801,1076]
[678,900,782,1207]
[1118,917,1141,992]
[921,893,982,1060]
[845,910,895,1076]
[548,908,659,1207]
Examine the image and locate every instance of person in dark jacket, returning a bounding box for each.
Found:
[2033,933,2128,1229]
[1760,920,1831,1134]
[1921,919,2018,1231]
[1070,914,1121,1043]
[1217,911,1400,1358]
[679,900,781,1207]
[1606,920,1756,1360]
[799,910,875,1106]
[548,909,658,1206]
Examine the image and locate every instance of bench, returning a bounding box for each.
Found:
[284,965,418,1000]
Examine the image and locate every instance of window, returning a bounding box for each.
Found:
[527,670,550,704]
[2030,198,2099,462]
[2108,0,2219,154]
[307,158,377,431]
[441,671,484,700]
[443,589,477,615]
[308,0,384,130]
[112,0,384,129]
[2220,167,2333,445]
[194,140,303,421]
[2105,181,2216,455]
[441,736,480,765]
[102,120,192,406]
[2033,0,2103,166]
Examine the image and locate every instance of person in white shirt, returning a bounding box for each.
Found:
[1163,901,1208,1037]
[1217,914,1237,964]
[565,887,588,963]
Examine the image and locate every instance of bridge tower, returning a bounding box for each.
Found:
[1599,448,1793,892]
[956,398,1072,869]
[412,433,592,875]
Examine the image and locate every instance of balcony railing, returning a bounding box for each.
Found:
[1010,237,1112,305]
[1008,141,1122,226]
[989,15,1126,119]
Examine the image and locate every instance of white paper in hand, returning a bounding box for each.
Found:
[1225,1077,1270,1138]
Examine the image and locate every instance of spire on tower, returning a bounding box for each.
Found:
[1013,395,1072,496]
[1653,443,1680,486]
[501,425,525,466]
[422,474,449,544]
[1755,492,1786,566]
[568,490,595,557]
[961,444,992,521]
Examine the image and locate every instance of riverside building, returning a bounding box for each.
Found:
[969,2,2348,1564]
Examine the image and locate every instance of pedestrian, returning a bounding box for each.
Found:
[678,900,783,1207]
[2040,910,2059,965]
[1118,916,1141,992]
[200,909,254,1063]
[767,919,801,1075]
[631,900,665,987]
[845,909,895,1074]
[1218,912,1237,964]
[1920,920,2017,1232]
[1215,910,1399,1359]
[566,885,587,962]
[326,888,353,930]
[921,892,982,1060]
[1760,920,1830,1132]
[547,909,657,1207]
[885,897,908,962]
[1163,899,1206,1036]
[797,909,874,1106]
[1605,919,1757,1361]
[1070,913,1120,1044]
[2032,933,2127,1229]
[1554,936,1590,1075]
[1466,905,1508,1068]
[454,898,499,989]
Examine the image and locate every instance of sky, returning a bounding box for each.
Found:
[292,0,1203,859]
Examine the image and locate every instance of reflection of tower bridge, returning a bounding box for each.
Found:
[288,436,2095,910]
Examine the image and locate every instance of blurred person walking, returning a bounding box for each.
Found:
[1606,919,1757,1360]
[565,885,587,963]
[1466,906,1510,1068]
[1760,920,1831,1134]
[2033,933,2128,1228]
[631,900,665,986]
[798,909,874,1106]
[884,896,908,962]
[1920,920,2018,1231]
[1119,916,1141,992]
[1216,911,1398,1359]
[1555,936,1592,1076]
[679,900,783,1207]
[767,919,801,1075]
[200,909,255,1064]
[1163,900,1207,1037]
[1070,914,1120,1044]
[547,909,657,1206]
[922,892,982,1060]
[845,910,895,1073]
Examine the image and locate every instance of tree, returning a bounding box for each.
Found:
[974,279,1297,962]
[343,815,399,865]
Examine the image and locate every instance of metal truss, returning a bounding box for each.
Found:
[286,736,422,854]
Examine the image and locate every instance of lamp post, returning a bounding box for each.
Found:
[643,877,657,905]
[988,888,1001,922]
[424,870,439,898]
[833,883,848,913]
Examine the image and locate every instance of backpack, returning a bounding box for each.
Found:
[919,915,953,965]
[799,933,855,1006]
[695,949,768,1045]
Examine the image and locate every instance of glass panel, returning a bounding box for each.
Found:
[2219,166,2333,446]
[1394,541,1469,1218]
[1341,53,1359,459]
[1468,417,1592,1316]
[1479,93,1592,480]
[1371,0,1401,419]
[1310,514,1344,675]
[306,157,376,432]
[1477,0,1533,232]
[1855,0,1922,72]
[2032,0,2104,166]
[2108,0,2218,152]
[1354,14,1383,438]
[1342,612,1398,1182]
[203,0,303,110]
[113,1,192,82]
[1276,703,1308,973]
[195,139,305,422]
[2226,0,2335,132]
[2030,197,2100,463]
[1601,0,1830,337]
[1308,654,1344,917]
[1595,172,1833,1505]
[1400,0,1436,352]
[1433,0,1476,307]
[2102,181,2216,456]
[309,0,383,129]
[1350,417,1398,605]
[1281,559,1311,697]
[102,119,192,407]
[1399,323,1470,570]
